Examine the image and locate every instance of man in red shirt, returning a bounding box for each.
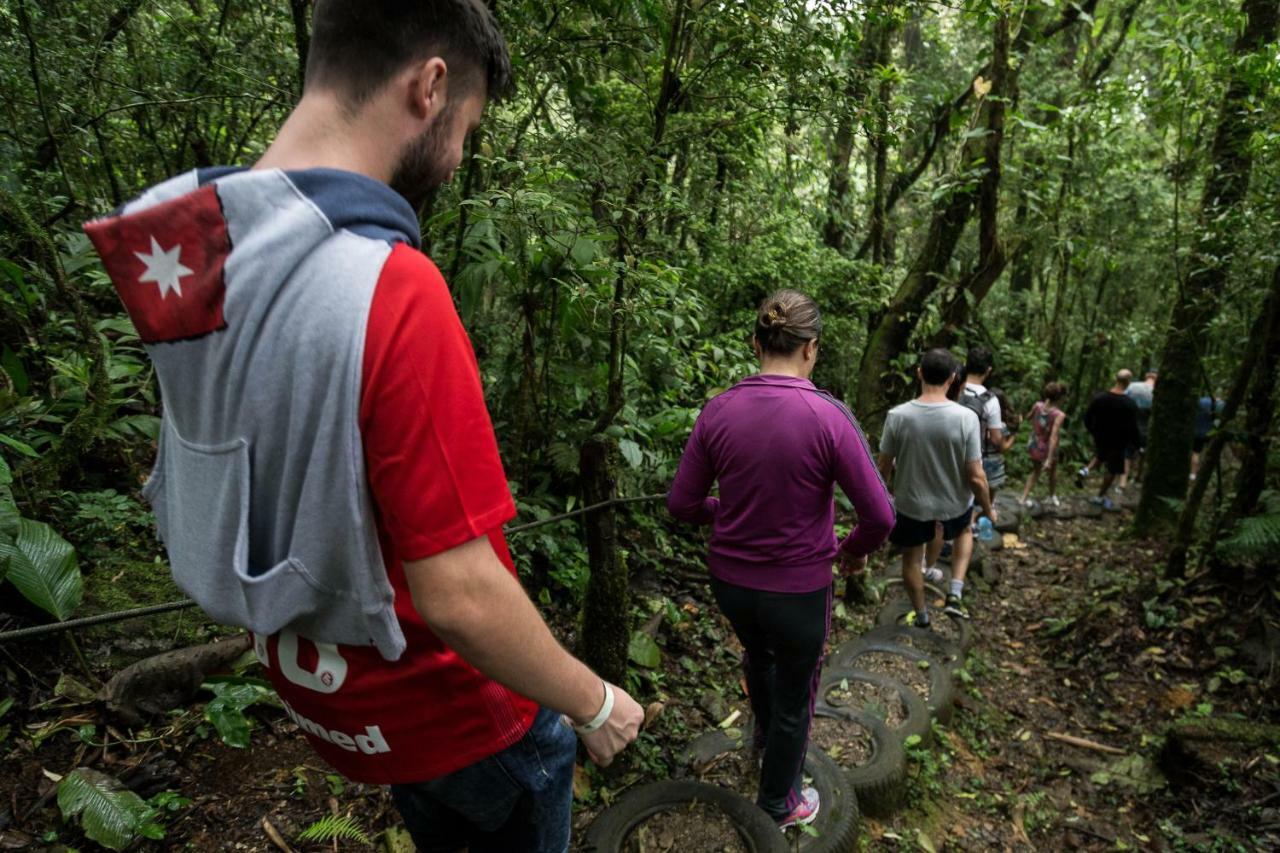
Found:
[88,1,643,850]
[258,3,645,849]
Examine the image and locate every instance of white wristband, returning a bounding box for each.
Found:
[573,682,614,734]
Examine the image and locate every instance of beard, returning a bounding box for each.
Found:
[389,102,457,210]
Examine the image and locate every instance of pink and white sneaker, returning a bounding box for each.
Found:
[778,786,820,830]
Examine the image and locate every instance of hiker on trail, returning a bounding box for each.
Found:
[878,349,996,626]
[1019,381,1068,507]
[1079,370,1141,510]
[83,3,642,849]
[1191,392,1225,480]
[667,289,895,831]
[960,347,1008,500]
[1125,370,1157,483]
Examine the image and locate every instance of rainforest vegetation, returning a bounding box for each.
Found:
[0,1,1277,850]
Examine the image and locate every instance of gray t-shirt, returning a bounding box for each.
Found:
[880,399,981,521]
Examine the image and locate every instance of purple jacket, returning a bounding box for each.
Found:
[668,375,895,593]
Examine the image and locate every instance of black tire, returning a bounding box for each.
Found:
[872,599,973,655]
[815,665,932,747]
[671,734,860,852]
[879,577,946,605]
[839,642,956,725]
[812,705,907,819]
[794,743,861,853]
[861,622,965,673]
[582,780,788,853]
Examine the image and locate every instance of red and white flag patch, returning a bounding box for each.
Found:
[84,184,230,344]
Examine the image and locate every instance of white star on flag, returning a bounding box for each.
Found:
[134,235,193,299]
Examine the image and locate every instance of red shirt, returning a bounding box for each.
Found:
[252,244,538,784]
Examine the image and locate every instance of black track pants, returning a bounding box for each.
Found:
[710,577,830,819]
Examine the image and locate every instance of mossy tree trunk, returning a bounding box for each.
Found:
[579,436,627,686]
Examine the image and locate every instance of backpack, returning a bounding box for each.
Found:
[959,388,995,457]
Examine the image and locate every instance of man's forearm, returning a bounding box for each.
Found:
[407,540,606,725]
[970,477,992,515]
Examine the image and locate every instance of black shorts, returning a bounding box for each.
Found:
[1193,435,1209,453]
[889,507,974,548]
[1095,443,1126,475]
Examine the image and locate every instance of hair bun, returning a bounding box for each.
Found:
[765,304,787,328]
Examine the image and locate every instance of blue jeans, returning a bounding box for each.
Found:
[390,707,576,853]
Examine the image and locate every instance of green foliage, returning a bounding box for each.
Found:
[627,630,662,669]
[1,516,82,621]
[1216,493,1280,561]
[296,814,371,845]
[200,681,274,749]
[57,768,166,850]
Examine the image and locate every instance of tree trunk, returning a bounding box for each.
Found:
[933,13,1011,349]
[1224,271,1280,525]
[854,15,1007,428]
[1136,0,1279,532]
[1166,266,1280,577]
[579,437,628,686]
[289,0,310,91]
[867,22,895,264]
[1006,199,1033,341]
[823,4,894,252]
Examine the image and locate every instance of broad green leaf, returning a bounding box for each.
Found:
[618,439,642,469]
[202,681,272,748]
[3,518,82,621]
[0,453,11,485]
[627,631,661,669]
[0,484,19,545]
[0,434,38,459]
[57,768,154,851]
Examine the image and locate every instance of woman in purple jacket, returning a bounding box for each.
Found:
[667,289,895,829]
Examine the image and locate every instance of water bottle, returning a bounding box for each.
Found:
[977,515,995,542]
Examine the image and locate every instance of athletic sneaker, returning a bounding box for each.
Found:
[944,594,970,620]
[1048,495,1061,507]
[1088,496,1105,506]
[923,566,945,584]
[1075,467,1089,489]
[1102,497,1116,511]
[778,787,820,830]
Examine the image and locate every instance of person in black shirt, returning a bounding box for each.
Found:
[1080,370,1141,510]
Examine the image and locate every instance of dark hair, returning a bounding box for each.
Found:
[921,348,958,386]
[1042,381,1067,403]
[964,346,994,377]
[307,0,513,108]
[755,290,822,355]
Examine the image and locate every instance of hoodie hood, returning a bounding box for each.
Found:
[80,167,419,660]
[84,167,418,344]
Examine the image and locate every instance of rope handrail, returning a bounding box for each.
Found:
[0,492,669,642]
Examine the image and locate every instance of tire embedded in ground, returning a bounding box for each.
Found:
[872,598,973,655]
[675,730,861,852]
[581,780,788,853]
[837,641,956,725]
[811,705,907,819]
[860,620,966,672]
[879,577,946,607]
[815,665,932,747]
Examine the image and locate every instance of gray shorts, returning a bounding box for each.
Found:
[982,455,1007,489]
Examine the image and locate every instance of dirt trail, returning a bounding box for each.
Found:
[2,501,1275,851]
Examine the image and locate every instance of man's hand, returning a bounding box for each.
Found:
[572,682,644,766]
[838,552,868,576]
[986,507,999,525]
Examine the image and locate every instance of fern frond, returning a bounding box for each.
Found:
[296,813,370,845]
[1216,510,1280,561]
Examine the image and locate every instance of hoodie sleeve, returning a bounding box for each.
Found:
[832,412,896,558]
[667,412,720,525]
